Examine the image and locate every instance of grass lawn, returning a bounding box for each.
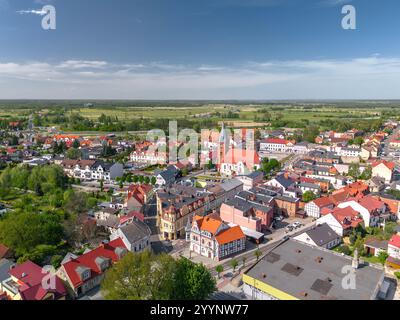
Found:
[361,255,383,265]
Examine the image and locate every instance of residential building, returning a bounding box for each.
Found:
[260,138,294,153]
[274,195,300,218]
[387,234,400,269]
[339,147,362,158]
[156,186,217,240]
[304,197,335,219]
[110,220,151,253]
[265,174,296,193]
[130,150,167,165]
[293,223,341,249]
[364,238,388,257]
[156,167,177,186]
[235,171,264,191]
[316,207,364,236]
[361,143,380,161]
[0,261,67,300]
[298,182,321,195]
[292,142,310,155]
[125,184,154,212]
[61,159,123,182]
[220,194,274,233]
[372,160,395,183]
[337,196,386,228]
[188,214,246,261]
[57,238,128,298]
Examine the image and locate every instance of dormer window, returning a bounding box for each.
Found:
[76,266,91,281]
[95,256,110,272]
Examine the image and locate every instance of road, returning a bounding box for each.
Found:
[382,126,400,161]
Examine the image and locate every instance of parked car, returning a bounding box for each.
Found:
[293,222,304,229]
[285,225,294,233]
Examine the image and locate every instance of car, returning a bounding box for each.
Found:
[292,222,304,229]
[285,225,294,233]
[274,216,284,222]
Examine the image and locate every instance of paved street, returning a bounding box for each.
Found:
[383,126,400,161]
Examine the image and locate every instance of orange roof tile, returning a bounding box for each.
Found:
[372,160,395,171]
[215,226,245,245]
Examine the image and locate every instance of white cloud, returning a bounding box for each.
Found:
[17,9,47,15]
[0,56,399,99]
[319,0,355,7]
[57,60,109,70]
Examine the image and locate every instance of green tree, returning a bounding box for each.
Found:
[171,258,216,300]
[182,168,189,177]
[102,251,176,300]
[377,252,389,265]
[302,191,317,203]
[230,259,239,272]
[151,176,157,185]
[0,212,63,257]
[255,249,262,261]
[215,265,224,279]
[72,139,81,149]
[348,163,361,180]
[354,136,364,147]
[303,125,320,143]
[66,148,81,160]
[51,255,64,269]
[337,245,351,255]
[359,166,372,180]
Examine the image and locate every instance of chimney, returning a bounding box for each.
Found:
[352,249,360,269]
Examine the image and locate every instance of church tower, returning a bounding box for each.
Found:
[218,122,228,170]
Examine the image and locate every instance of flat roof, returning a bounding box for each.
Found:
[228,223,264,240]
[245,239,384,300]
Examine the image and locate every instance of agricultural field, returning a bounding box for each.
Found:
[0,101,398,132]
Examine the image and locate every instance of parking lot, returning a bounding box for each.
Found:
[268,216,315,241]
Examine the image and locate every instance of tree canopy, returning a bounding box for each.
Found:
[102,252,216,300]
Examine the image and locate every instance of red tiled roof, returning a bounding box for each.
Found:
[62,238,127,289]
[358,196,385,212]
[194,214,223,236]
[221,148,260,167]
[300,177,316,184]
[9,261,66,300]
[122,211,145,223]
[215,226,245,245]
[312,197,335,208]
[389,234,400,249]
[330,207,364,229]
[263,138,290,145]
[127,184,152,205]
[372,160,396,171]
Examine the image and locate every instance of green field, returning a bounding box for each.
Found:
[0,100,398,132]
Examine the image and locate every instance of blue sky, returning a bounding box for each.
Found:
[0,0,400,99]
